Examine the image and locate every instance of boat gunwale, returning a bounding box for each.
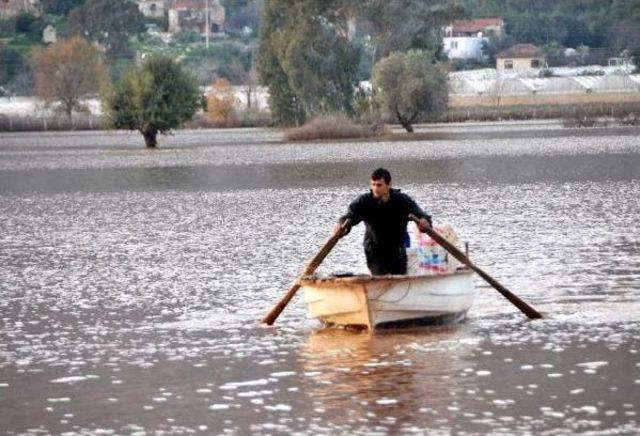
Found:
[299,267,473,285]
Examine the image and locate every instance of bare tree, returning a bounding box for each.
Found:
[229,60,260,111]
[487,77,508,108]
[30,37,108,118]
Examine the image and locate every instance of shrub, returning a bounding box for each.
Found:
[205,78,238,125]
[619,113,640,126]
[285,114,386,141]
[30,37,108,117]
[563,116,608,128]
[0,47,25,86]
[184,42,252,85]
[373,50,448,132]
[185,110,272,129]
[539,69,554,78]
[103,55,203,147]
[173,29,202,45]
[15,13,46,41]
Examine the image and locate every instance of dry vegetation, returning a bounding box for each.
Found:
[562,117,610,128]
[285,115,388,141]
[205,78,237,125]
[197,78,272,128]
[185,111,272,129]
[563,112,640,128]
[447,101,640,123]
[620,113,640,126]
[30,37,107,118]
[0,114,104,131]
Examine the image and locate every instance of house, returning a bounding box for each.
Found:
[497,44,545,70]
[168,0,225,35]
[443,18,504,61]
[137,0,168,19]
[0,0,41,19]
[608,50,634,68]
[42,24,56,44]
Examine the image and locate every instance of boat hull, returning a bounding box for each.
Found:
[301,270,475,330]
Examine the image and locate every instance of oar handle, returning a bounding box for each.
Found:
[408,214,543,319]
[261,219,351,325]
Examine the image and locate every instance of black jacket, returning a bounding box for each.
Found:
[339,188,431,254]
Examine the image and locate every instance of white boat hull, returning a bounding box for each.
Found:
[301,270,475,330]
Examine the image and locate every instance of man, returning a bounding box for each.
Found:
[334,168,432,275]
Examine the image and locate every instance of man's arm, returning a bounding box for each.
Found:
[405,195,432,231]
[333,195,365,236]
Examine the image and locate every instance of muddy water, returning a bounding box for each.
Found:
[1,123,639,434]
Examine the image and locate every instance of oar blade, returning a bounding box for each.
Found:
[260,219,351,326]
[261,283,301,325]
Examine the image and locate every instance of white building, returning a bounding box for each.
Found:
[168,0,225,35]
[137,0,168,19]
[0,0,41,19]
[42,24,56,44]
[443,18,504,61]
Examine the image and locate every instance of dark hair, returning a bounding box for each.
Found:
[370,168,391,184]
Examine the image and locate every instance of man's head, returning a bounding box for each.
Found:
[370,168,391,200]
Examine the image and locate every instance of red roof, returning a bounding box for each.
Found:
[171,0,204,9]
[497,43,544,59]
[451,18,503,33]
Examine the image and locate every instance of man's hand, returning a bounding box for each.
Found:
[333,222,350,237]
[417,217,431,232]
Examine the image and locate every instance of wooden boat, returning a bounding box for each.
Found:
[300,268,475,330]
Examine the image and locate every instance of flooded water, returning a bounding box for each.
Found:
[1,122,639,434]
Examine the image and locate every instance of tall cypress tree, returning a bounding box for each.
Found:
[256,0,360,125]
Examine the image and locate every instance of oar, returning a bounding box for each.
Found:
[261,219,351,325]
[409,214,543,319]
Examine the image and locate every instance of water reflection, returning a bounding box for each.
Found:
[300,326,479,429]
[2,153,639,195]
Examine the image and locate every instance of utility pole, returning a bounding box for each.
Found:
[205,0,210,49]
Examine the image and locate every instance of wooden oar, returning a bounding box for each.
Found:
[261,219,351,325]
[409,214,543,319]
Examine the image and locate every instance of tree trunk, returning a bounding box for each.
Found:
[396,114,413,133]
[396,112,414,133]
[64,101,73,120]
[143,130,158,148]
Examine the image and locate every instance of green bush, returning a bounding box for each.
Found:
[103,55,203,147]
[0,47,25,86]
[14,13,47,42]
[373,49,448,132]
[173,30,202,45]
[183,42,252,85]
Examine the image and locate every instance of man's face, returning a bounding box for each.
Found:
[370,177,390,200]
